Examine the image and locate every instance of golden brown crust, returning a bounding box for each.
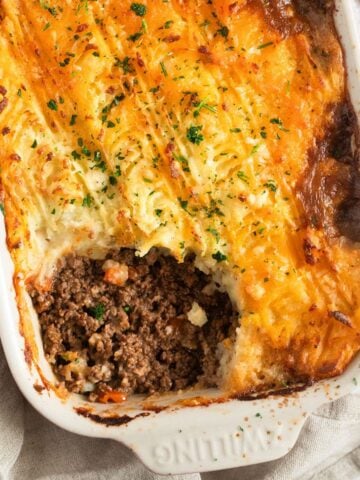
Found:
[0,0,359,396]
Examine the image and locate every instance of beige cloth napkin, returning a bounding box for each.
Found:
[1,344,360,480]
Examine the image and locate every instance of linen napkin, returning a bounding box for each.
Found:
[1,344,360,480]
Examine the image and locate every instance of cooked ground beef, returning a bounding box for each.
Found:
[30,249,238,400]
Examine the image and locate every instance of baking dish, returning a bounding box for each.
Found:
[0,0,359,474]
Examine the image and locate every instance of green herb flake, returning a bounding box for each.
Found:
[0,204,5,215]
[82,194,93,207]
[217,25,229,38]
[186,125,204,145]
[264,180,277,192]
[193,98,217,118]
[31,139,38,148]
[81,145,91,157]
[353,377,358,386]
[237,171,249,184]
[155,209,163,217]
[59,57,70,67]
[178,198,188,210]
[257,41,274,49]
[260,127,267,139]
[160,61,168,77]
[123,305,132,314]
[130,3,147,16]
[207,227,220,242]
[47,99,58,111]
[115,56,134,74]
[71,150,81,160]
[250,144,259,155]
[88,303,106,320]
[270,117,289,132]
[174,154,190,172]
[128,31,143,42]
[212,251,227,263]
[164,20,173,29]
[70,114,77,126]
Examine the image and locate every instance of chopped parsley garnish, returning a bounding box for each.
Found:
[264,180,278,192]
[47,99,58,111]
[155,209,163,217]
[193,98,217,117]
[160,61,168,77]
[115,56,134,74]
[173,154,190,172]
[217,25,229,38]
[237,171,249,184]
[186,125,204,145]
[257,41,274,49]
[109,175,117,185]
[207,227,220,242]
[107,121,116,128]
[212,251,227,263]
[0,204,4,215]
[164,20,174,29]
[270,117,289,132]
[206,199,224,218]
[250,144,259,155]
[82,194,93,207]
[88,303,106,320]
[59,57,70,67]
[123,305,132,314]
[70,114,77,126]
[130,3,147,16]
[230,128,241,133]
[71,150,81,160]
[110,94,125,108]
[31,139,38,148]
[40,1,57,16]
[128,31,143,42]
[178,198,188,210]
[81,145,91,157]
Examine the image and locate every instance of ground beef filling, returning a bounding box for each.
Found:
[30,249,238,399]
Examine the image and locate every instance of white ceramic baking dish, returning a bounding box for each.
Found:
[0,1,359,475]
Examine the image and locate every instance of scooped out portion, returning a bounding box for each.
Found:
[29,249,239,401]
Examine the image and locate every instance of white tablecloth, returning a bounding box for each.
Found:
[1,344,360,480]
